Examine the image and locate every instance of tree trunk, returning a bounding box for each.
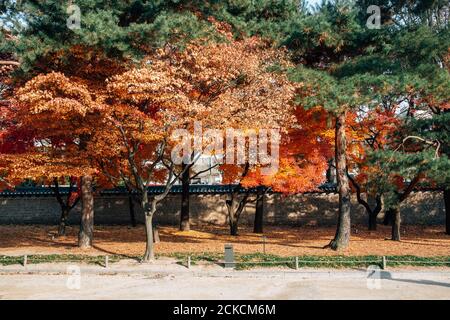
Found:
[326,158,337,184]
[226,193,249,236]
[226,164,250,236]
[58,207,70,236]
[385,175,419,239]
[367,195,382,231]
[444,189,450,235]
[329,112,351,250]
[53,177,79,237]
[128,193,136,227]
[253,187,264,233]
[391,206,401,241]
[230,220,239,236]
[78,176,94,249]
[368,212,377,231]
[143,210,155,262]
[383,209,393,225]
[180,163,190,231]
[227,199,239,236]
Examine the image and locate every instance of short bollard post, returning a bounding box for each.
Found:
[295,257,299,270]
[105,255,109,268]
[23,254,27,267]
[382,256,387,270]
[224,244,235,269]
[187,256,191,269]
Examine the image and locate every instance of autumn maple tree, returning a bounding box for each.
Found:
[222,105,333,236]
[1,73,102,239]
[345,106,401,231]
[94,28,306,259]
[0,0,448,257]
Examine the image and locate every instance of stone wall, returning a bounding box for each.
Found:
[0,191,445,226]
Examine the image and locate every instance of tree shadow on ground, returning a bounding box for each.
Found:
[382,272,450,288]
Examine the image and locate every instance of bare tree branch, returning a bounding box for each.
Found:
[0,60,20,66]
[190,163,219,180]
[392,135,441,160]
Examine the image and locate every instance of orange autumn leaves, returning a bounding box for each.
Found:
[346,106,402,193]
[0,73,100,187]
[2,35,334,194]
[239,106,333,193]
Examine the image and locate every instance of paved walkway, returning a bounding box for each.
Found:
[0,261,449,299]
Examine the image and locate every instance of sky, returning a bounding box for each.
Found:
[306,0,328,10]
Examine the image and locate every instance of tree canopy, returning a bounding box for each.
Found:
[1,0,449,258]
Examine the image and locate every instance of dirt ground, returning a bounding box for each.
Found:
[1,269,450,299]
[0,224,449,257]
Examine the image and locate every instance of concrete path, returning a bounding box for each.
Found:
[0,260,449,299]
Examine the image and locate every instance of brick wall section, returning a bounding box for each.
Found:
[0,191,445,226]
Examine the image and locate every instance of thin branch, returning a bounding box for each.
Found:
[190,163,219,180]
[399,174,420,203]
[373,194,382,216]
[65,177,76,208]
[143,139,167,186]
[0,60,20,66]
[0,177,13,189]
[392,135,441,160]
[247,187,270,203]
[98,160,121,185]
[347,171,373,215]
[69,196,81,210]
[51,178,66,208]
[154,161,177,204]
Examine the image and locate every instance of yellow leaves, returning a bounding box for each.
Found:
[107,67,189,106]
[3,72,104,186]
[7,35,305,190]
[0,152,96,183]
[106,36,298,137]
[17,72,97,117]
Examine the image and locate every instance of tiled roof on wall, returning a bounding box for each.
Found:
[0,183,338,198]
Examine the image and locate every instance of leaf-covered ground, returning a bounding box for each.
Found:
[0,225,448,257]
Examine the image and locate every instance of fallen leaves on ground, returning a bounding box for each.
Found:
[0,224,448,257]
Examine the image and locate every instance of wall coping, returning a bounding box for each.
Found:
[0,183,339,198]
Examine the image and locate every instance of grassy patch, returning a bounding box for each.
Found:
[158,253,450,269]
[232,254,380,270]
[1,253,449,269]
[383,255,450,267]
[162,252,223,266]
[0,254,122,266]
[0,255,22,266]
[161,253,450,270]
[234,254,450,269]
